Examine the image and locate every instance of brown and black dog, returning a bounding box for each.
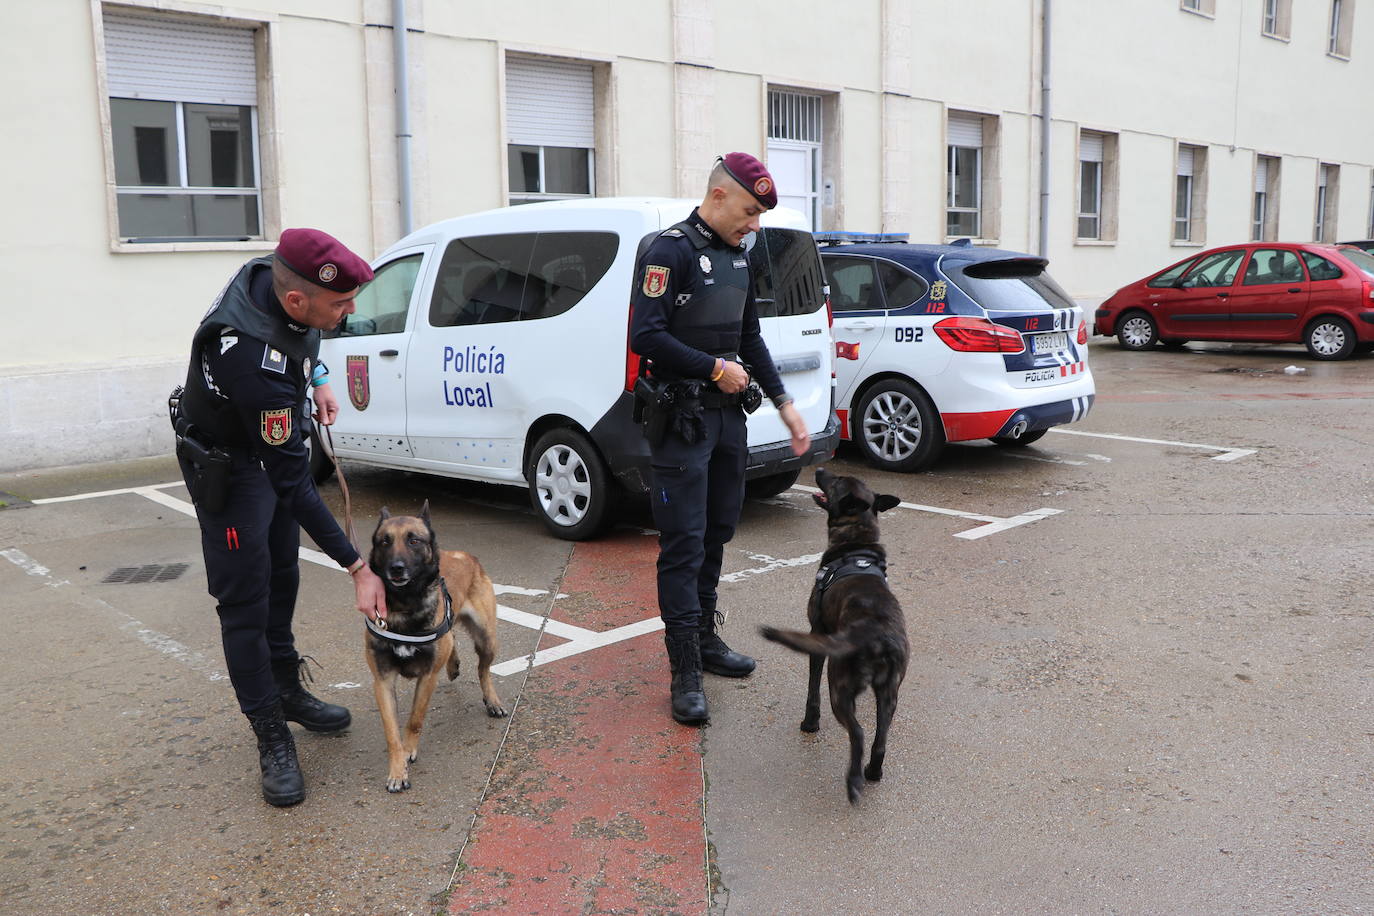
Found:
[760,467,908,804]
[366,502,507,792]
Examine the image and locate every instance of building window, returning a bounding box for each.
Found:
[1181,0,1216,16]
[1328,0,1354,57]
[1253,155,1281,241]
[1174,144,1207,244]
[1261,0,1292,38]
[102,10,263,242]
[1077,130,1118,242]
[767,89,823,230]
[1368,174,1374,237]
[1315,163,1340,242]
[946,111,998,239]
[506,57,596,205]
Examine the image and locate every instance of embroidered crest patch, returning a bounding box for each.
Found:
[643,265,670,298]
[319,263,338,284]
[347,355,370,411]
[699,254,712,274]
[260,408,291,446]
[261,346,287,374]
[754,176,772,198]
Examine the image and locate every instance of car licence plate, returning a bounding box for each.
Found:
[1031,332,1069,353]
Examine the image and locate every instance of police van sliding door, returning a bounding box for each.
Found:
[322,248,430,464]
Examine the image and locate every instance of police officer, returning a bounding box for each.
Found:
[173,228,388,806]
[630,153,811,725]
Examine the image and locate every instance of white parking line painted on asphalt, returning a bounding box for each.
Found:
[489,615,665,678]
[721,552,823,583]
[791,484,1063,539]
[1,547,229,682]
[1047,427,1257,461]
[1001,451,1089,467]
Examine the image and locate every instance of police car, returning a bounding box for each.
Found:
[817,233,1094,472]
[311,198,838,540]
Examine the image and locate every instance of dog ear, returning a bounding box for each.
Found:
[379,506,391,520]
[874,494,901,513]
[812,492,829,509]
[420,499,432,528]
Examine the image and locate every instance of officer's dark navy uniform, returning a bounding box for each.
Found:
[630,153,804,725]
[173,228,380,806]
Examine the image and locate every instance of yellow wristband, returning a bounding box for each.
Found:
[710,359,725,382]
[347,558,366,575]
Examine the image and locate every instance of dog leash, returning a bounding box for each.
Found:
[321,421,387,630]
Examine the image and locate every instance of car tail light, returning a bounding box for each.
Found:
[624,304,640,391]
[1364,279,1374,301]
[1077,322,1088,345]
[824,290,834,327]
[933,316,1026,353]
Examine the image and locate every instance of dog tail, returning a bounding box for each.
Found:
[758,625,853,658]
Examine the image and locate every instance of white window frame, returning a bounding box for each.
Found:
[1181,0,1216,16]
[1261,0,1292,39]
[1075,130,1118,244]
[946,111,998,241]
[1173,144,1208,246]
[946,144,982,238]
[1328,0,1354,57]
[505,55,598,205]
[1078,161,1102,240]
[1315,163,1340,242]
[95,4,277,251]
[767,88,824,230]
[1368,174,1374,238]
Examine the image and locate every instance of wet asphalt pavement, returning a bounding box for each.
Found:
[1,337,1370,915]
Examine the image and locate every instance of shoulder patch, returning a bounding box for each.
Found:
[260,408,292,446]
[662,228,685,238]
[261,345,287,374]
[220,334,238,355]
[642,265,670,298]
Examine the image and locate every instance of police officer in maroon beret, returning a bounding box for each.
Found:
[630,154,810,725]
[172,228,388,806]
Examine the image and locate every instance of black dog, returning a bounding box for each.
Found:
[761,467,908,803]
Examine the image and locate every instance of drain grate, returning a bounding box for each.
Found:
[102,563,191,584]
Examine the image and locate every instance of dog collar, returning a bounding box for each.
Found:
[815,548,888,597]
[365,577,455,644]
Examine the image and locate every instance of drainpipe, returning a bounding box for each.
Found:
[1037,0,1051,258]
[392,0,414,238]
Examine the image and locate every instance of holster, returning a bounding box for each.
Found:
[633,376,673,446]
[169,386,232,513]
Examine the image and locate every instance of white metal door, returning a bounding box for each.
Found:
[767,143,817,231]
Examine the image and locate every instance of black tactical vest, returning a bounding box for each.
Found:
[665,216,751,360]
[179,256,318,447]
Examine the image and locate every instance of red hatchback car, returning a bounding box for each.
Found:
[1095,242,1374,360]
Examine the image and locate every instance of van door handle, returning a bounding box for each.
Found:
[847,320,875,330]
[380,349,399,357]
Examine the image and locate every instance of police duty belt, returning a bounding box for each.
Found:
[365,577,455,645]
[814,548,889,599]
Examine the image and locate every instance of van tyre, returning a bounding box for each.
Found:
[1304,316,1356,361]
[854,379,944,473]
[1116,312,1158,350]
[528,427,615,540]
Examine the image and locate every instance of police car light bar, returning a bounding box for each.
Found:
[812,231,910,245]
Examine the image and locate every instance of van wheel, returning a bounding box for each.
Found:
[744,469,800,499]
[307,424,335,485]
[854,380,944,473]
[990,429,1048,447]
[528,428,614,540]
[1304,317,1356,360]
[1117,312,1158,350]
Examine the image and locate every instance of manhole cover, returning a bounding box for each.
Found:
[102,563,191,584]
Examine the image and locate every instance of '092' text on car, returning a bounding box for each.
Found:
[816,234,1095,472]
[311,197,839,540]
[1095,242,1374,360]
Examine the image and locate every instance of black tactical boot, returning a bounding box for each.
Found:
[247,703,305,807]
[664,629,709,725]
[272,656,351,733]
[699,611,756,678]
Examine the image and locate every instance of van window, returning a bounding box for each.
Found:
[946,260,1077,311]
[430,234,536,327]
[522,231,619,320]
[428,231,618,327]
[750,228,826,318]
[334,254,421,336]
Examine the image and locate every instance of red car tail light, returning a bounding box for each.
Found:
[933,316,1026,353]
[1077,322,1088,345]
[624,304,640,391]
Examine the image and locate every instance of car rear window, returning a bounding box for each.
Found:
[749,228,826,317]
[945,259,1076,311]
[1339,247,1374,278]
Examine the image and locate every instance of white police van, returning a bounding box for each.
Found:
[817,233,1095,472]
[313,198,838,539]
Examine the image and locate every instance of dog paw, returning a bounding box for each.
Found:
[486,702,509,718]
[799,718,820,733]
[386,775,411,793]
[863,764,883,782]
[847,780,864,805]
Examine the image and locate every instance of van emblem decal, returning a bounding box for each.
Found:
[347,355,370,411]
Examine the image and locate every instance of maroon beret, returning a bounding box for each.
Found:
[719,152,777,209]
[274,228,374,292]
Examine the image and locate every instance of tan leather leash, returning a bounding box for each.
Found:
[321,423,387,628]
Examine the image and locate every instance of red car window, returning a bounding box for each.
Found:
[1241,249,1303,286]
[1300,251,1343,281]
[1179,249,1246,288]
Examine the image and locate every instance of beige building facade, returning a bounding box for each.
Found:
[3,0,1372,471]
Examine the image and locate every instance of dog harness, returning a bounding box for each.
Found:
[814,548,888,600]
[364,577,455,645]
